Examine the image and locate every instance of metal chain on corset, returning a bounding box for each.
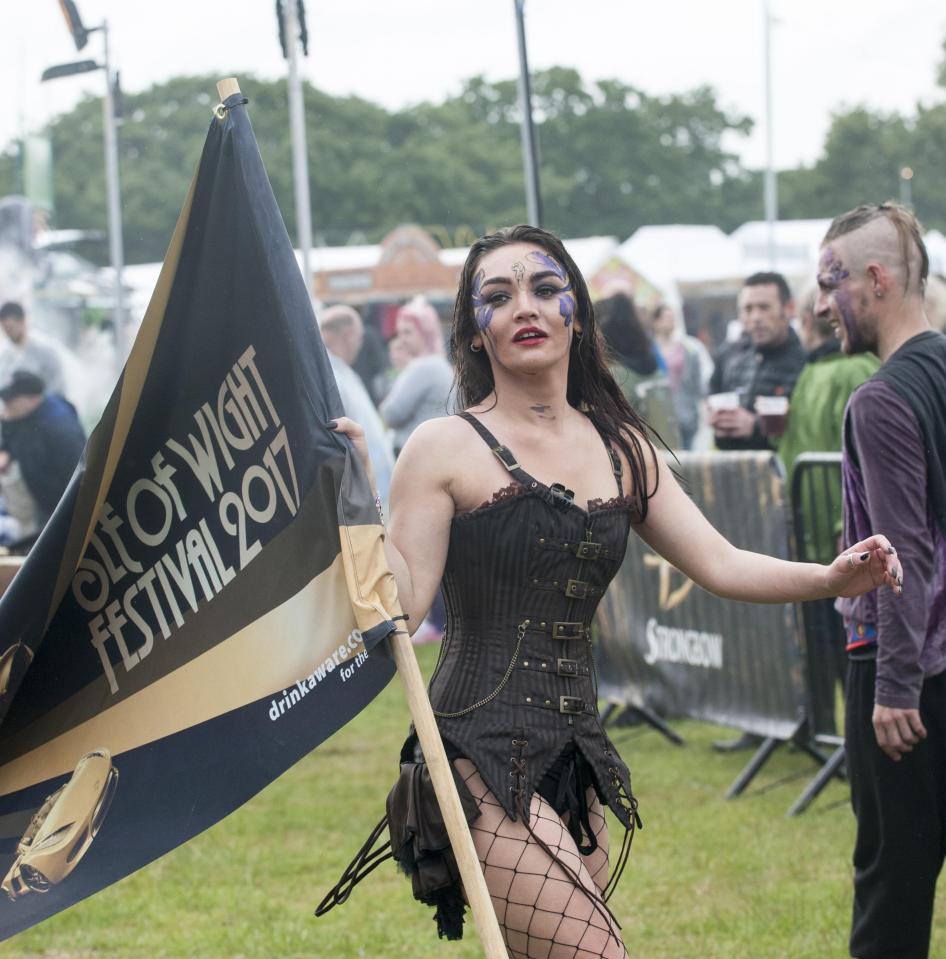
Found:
[432,620,529,719]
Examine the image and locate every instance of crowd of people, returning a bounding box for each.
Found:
[321,259,913,505]
[3,202,944,958]
[321,285,720,509]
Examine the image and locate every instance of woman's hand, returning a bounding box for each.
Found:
[327,416,377,489]
[825,534,903,599]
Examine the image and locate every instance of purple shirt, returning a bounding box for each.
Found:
[837,378,946,709]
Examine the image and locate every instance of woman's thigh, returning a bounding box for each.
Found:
[454,758,627,959]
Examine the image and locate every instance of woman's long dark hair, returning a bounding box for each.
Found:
[450,225,659,518]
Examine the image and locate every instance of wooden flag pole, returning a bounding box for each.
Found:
[216,77,241,101]
[215,74,507,958]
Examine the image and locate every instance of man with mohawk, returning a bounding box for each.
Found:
[816,202,946,959]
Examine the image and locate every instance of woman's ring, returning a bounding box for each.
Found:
[847,553,855,570]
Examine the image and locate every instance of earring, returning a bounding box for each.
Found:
[470,342,482,353]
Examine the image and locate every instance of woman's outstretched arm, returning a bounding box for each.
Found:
[634,445,903,604]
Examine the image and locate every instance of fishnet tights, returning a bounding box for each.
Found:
[454,758,628,959]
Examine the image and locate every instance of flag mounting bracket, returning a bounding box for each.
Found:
[214,77,246,120]
[213,96,248,120]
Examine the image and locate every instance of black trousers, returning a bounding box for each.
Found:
[846,660,946,959]
[803,598,847,736]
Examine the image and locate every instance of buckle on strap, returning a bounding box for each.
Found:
[557,658,579,676]
[565,578,589,599]
[575,541,601,560]
[608,446,622,478]
[491,445,520,471]
[560,696,585,715]
[552,621,586,640]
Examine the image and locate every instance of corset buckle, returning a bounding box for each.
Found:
[491,445,520,471]
[557,658,579,676]
[559,695,585,714]
[565,579,589,599]
[575,541,601,560]
[552,621,585,640]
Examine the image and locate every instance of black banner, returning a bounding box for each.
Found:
[0,91,398,938]
[595,452,807,739]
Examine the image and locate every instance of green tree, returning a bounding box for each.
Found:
[48,76,223,264]
[778,108,912,221]
[401,69,759,240]
[902,101,946,230]
[25,68,759,263]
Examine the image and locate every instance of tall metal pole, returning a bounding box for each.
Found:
[101,20,126,366]
[283,1,313,289]
[763,0,778,268]
[899,166,914,208]
[513,0,542,227]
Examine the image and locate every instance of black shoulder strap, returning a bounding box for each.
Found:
[457,412,536,486]
[587,414,623,495]
[607,444,623,495]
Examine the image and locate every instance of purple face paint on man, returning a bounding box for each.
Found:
[527,251,577,327]
[819,248,848,285]
[819,247,866,353]
[471,268,494,331]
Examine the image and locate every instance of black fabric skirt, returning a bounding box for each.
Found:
[387,735,606,940]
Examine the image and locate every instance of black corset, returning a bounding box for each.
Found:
[426,412,640,832]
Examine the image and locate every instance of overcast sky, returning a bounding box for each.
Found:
[4,0,946,172]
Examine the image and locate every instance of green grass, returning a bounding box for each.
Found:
[1,643,943,958]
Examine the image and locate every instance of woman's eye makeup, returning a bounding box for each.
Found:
[471,269,495,330]
[526,252,576,326]
[472,253,576,329]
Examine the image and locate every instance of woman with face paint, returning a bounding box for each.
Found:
[322,225,902,959]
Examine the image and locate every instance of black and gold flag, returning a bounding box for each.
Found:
[0,88,398,938]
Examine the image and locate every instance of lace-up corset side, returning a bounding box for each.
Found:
[427,412,641,834]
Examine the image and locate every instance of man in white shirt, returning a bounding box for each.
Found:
[318,305,394,512]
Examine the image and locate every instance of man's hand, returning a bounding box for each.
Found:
[873,704,927,761]
[709,405,756,439]
[0,451,10,474]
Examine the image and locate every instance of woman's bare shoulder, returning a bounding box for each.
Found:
[394,414,478,473]
[401,414,473,449]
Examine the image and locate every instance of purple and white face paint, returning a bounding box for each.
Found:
[470,244,578,352]
[527,250,576,327]
[471,268,495,331]
[818,246,867,354]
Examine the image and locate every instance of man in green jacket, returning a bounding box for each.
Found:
[778,288,878,735]
[779,290,879,501]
